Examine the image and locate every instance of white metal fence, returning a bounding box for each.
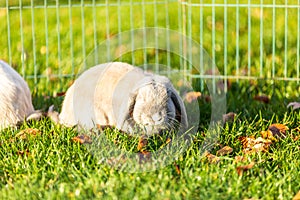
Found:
[0,0,299,91]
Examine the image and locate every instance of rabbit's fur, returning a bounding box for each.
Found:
[0,60,35,129]
[59,62,188,135]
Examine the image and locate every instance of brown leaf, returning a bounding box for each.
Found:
[238,136,272,154]
[260,130,277,141]
[56,91,66,97]
[17,149,30,156]
[137,136,148,151]
[268,123,288,138]
[253,95,270,104]
[216,146,233,156]
[234,155,247,163]
[184,91,201,103]
[293,190,300,200]
[174,162,181,175]
[72,135,92,144]
[15,128,41,139]
[294,135,300,141]
[204,152,220,164]
[223,112,237,123]
[204,95,211,103]
[166,138,172,144]
[236,162,255,176]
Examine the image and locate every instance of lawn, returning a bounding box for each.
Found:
[0,0,300,199]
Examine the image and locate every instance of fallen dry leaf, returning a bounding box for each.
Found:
[15,128,41,139]
[137,136,148,151]
[174,162,181,175]
[238,136,272,154]
[223,112,237,123]
[253,95,270,104]
[287,102,300,110]
[184,91,201,103]
[268,123,288,139]
[56,91,66,97]
[216,146,233,156]
[234,155,247,163]
[204,95,211,102]
[260,130,277,141]
[17,149,30,156]
[293,190,300,200]
[236,162,255,176]
[294,135,300,141]
[72,135,92,144]
[204,152,220,164]
[166,138,172,144]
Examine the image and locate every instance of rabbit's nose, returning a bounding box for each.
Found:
[152,113,163,125]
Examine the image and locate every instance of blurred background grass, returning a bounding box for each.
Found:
[0,0,299,110]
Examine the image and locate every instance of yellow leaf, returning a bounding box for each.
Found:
[293,190,300,200]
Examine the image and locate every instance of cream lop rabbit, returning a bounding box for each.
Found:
[0,60,35,130]
[59,62,188,135]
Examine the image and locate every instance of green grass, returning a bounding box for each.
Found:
[0,0,300,199]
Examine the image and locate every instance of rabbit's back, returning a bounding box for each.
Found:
[0,60,34,129]
[59,62,141,129]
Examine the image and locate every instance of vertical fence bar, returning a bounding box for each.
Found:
[105,0,110,62]
[298,0,300,83]
[181,0,187,80]
[187,0,192,79]
[178,0,183,74]
[212,0,216,92]
[154,0,158,72]
[259,0,263,77]
[284,0,288,78]
[165,0,171,76]
[236,0,239,80]
[130,0,135,65]
[272,0,276,78]
[19,0,25,77]
[30,0,37,85]
[117,0,122,61]
[44,0,49,83]
[81,0,86,68]
[5,0,12,66]
[68,0,74,76]
[247,0,251,77]
[56,0,61,83]
[142,0,147,69]
[199,0,204,90]
[224,0,227,91]
[92,0,98,65]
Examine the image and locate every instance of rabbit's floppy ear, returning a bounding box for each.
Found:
[169,87,188,130]
[114,69,146,132]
